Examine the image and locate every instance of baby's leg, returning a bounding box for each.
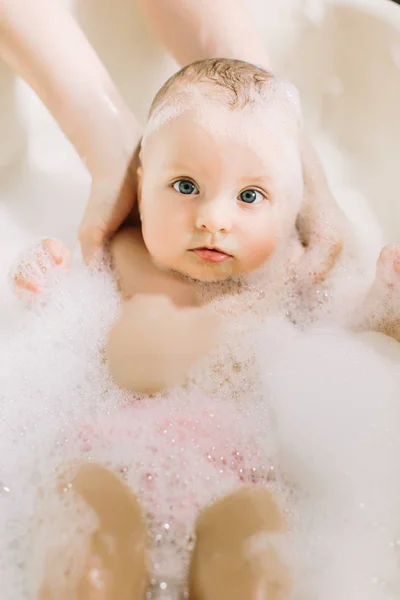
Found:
[38,463,149,600]
[188,486,291,600]
[354,244,400,341]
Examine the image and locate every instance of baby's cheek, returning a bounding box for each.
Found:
[242,227,277,272]
[144,215,188,268]
[142,215,170,258]
[145,228,179,270]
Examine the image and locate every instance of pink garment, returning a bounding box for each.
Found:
[77,396,268,517]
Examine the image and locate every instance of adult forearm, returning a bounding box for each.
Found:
[0,0,139,173]
[137,0,270,69]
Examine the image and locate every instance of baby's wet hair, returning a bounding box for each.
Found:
[149,58,275,115]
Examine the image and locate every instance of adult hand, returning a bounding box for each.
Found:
[78,134,142,264]
[295,137,344,285]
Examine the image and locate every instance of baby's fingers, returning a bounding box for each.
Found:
[10,238,71,302]
[41,238,71,267]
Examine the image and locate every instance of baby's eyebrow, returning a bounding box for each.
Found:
[239,174,271,186]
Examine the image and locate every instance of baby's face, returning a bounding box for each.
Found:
[138,100,303,281]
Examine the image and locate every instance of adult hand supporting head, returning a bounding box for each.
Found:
[78,132,142,264]
[295,136,345,286]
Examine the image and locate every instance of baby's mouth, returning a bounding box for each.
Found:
[189,247,233,263]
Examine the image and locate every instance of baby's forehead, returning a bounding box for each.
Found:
[142,77,302,150]
[142,96,302,183]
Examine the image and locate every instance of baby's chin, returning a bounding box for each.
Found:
[176,264,234,283]
[154,257,236,283]
[152,249,277,284]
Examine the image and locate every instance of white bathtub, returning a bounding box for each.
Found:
[0,0,399,283]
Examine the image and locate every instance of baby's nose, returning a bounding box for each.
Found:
[195,199,232,233]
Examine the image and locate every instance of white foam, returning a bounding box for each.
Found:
[257,318,400,599]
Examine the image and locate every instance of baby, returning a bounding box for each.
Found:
[15,59,308,391]
[11,59,400,599]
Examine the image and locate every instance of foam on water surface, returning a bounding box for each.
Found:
[257,318,400,599]
[0,267,283,598]
[1,246,400,600]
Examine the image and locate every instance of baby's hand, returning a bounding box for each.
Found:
[107,295,220,393]
[10,238,71,303]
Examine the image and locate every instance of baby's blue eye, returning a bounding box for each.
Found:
[172,179,199,195]
[239,189,265,204]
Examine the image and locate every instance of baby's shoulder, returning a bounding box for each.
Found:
[110,227,146,259]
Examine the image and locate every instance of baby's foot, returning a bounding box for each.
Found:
[355,244,400,341]
[10,238,70,303]
[38,463,149,600]
[189,486,291,600]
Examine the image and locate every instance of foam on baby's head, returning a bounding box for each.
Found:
[142,58,303,147]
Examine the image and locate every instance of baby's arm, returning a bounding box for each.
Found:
[107,228,218,393]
